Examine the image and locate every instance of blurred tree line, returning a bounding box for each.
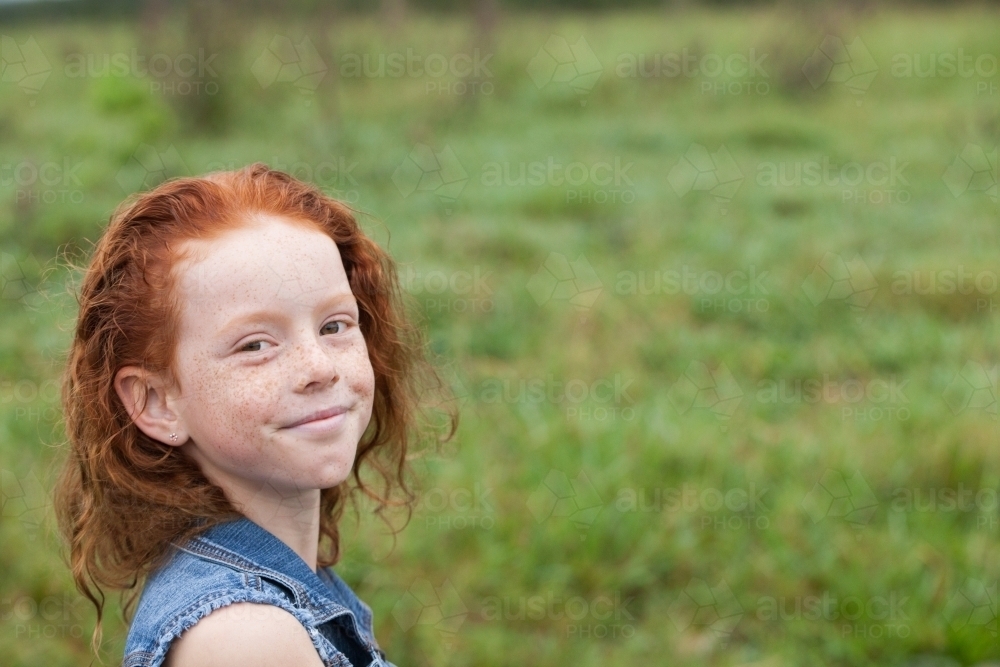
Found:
[0,0,976,24]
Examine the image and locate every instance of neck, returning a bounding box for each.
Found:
[207,476,322,572]
[238,488,322,573]
[181,445,323,572]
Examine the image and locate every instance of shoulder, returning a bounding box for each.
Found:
[124,544,307,666]
[163,603,324,667]
[129,545,247,636]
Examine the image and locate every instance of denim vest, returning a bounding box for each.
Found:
[123,517,394,667]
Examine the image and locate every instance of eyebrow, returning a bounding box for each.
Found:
[217,292,358,339]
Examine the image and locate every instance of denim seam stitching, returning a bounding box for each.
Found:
[173,538,318,609]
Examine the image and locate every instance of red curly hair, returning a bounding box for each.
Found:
[53,163,454,658]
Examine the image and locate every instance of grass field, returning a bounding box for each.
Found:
[1,5,1000,666]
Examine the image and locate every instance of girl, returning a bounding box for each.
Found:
[53,164,455,667]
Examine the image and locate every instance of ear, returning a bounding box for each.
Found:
[114,366,188,446]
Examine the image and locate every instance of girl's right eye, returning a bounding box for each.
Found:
[239,339,272,353]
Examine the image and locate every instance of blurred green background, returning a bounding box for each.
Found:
[2,1,1000,666]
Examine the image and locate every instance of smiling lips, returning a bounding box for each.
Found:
[283,405,349,431]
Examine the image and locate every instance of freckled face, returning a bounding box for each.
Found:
[169,215,375,499]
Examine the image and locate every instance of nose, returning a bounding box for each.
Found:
[292,330,339,393]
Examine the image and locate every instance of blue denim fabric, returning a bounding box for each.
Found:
[122,517,394,667]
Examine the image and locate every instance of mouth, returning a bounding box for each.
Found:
[282,405,349,432]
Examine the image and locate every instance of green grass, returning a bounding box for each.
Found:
[2,5,1000,666]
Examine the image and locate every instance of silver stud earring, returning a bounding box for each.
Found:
[169,432,178,442]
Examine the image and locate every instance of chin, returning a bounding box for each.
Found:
[317,449,357,487]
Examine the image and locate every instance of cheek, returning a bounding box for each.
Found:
[346,338,376,406]
[180,354,276,436]
[191,377,278,464]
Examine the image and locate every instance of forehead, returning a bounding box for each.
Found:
[172,214,351,323]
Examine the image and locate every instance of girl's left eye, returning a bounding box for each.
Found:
[321,320,349,335]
